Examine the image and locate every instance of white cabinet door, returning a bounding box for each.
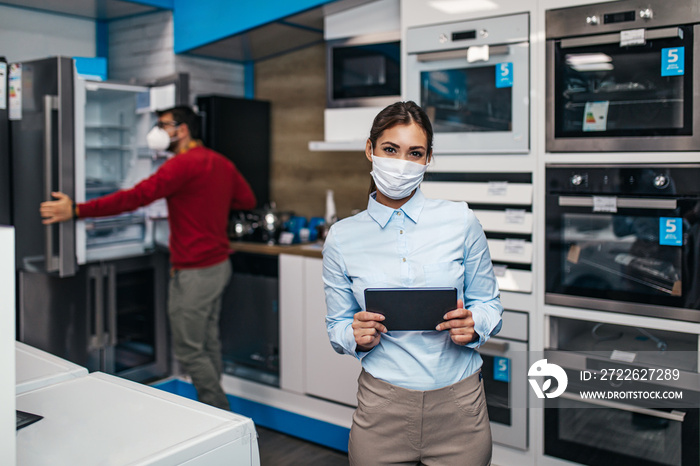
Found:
[303,258,360,407]
[279,254,305,394]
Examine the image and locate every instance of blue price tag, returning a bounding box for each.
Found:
[661,47,684,76]
[493,357,510,382]
[659,217,683,246]
[495,62,513,88]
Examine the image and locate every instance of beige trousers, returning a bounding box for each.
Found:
[349,369,492,466]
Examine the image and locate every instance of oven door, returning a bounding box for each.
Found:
[545,392,698,466]
[406,14,529,154]
[479,338,528,450]
[545,192,700,322]
[546,24,699,152]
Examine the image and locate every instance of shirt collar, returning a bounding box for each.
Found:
[367,188,426,228]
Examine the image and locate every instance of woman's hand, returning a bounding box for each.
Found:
[40,192,74,224]
[352,311,387,352]
[435,299,478,346]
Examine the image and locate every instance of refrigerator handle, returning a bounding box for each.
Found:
[44,95,59,272]
[88,265,106,351]
[107,264,118,347]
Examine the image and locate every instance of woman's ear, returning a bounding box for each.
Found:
[365,139,373,163]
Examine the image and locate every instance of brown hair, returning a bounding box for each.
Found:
[157,105,201,140]
[367,101,434,195]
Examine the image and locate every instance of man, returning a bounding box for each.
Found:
[40,106,256,410]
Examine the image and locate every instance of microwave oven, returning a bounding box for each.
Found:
[326,31,400,108]
[406,14,530,154]
[546,0,700,152]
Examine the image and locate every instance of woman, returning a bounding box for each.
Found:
[322,101,503,466]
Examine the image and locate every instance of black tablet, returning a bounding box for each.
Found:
[364,287,458,331]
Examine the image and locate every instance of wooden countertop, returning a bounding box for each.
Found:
[230,241,323,259]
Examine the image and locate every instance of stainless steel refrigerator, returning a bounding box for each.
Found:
[9,56,188,382]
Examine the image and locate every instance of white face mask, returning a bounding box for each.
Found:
[146,126,177,152]
[370,155,429,200]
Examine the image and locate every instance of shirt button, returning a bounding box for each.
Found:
[400,230,404,234]
[402,258,406,262]
[397,212,402,216]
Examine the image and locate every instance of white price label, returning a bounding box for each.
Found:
[620,29,645,47]
[593,196,617,213]
[8,63,21,120]
[278,231,294,245]
[505,209,526,224]
[487,181,508,197]
[467,45,490,63]
[492,265,508,277]
[610,350,637,363]
[504,238,526,255]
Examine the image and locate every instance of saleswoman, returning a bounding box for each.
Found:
[322,101,503,466]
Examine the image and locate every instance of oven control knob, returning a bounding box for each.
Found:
[586,15,599,25]
[654,174,669,189]
[639,8,654,20]
[571,174,584,186]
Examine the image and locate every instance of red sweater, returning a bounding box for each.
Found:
[79,146,256,269]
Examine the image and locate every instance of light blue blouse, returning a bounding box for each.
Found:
[322,188,504,390]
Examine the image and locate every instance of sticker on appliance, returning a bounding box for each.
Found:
[660,217,683,246]
[661,47,684,76]
[582,101,609,132]
[496,62,513,88]
[0,62,7,110]
[494,356,510,382]
[8,63,21,120]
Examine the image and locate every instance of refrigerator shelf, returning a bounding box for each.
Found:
[86,146,132,151]
[85,125,129,131]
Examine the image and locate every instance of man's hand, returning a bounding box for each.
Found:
[435,299,478,346]
[352,311,387,352]
[40,192,74,224]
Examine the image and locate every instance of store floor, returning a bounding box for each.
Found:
[257,426,349,465]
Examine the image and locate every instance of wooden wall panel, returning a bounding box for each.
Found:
[255,43,371,219]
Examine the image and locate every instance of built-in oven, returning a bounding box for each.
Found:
[406,13,529,154]
[544,316,700,466]
[546,0,700,152]
[326,31,401,108]
[479,310,528,450]
[545,164,700,322]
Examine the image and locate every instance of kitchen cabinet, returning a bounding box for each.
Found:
[302,256,360,406]
[279,254,360,407]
